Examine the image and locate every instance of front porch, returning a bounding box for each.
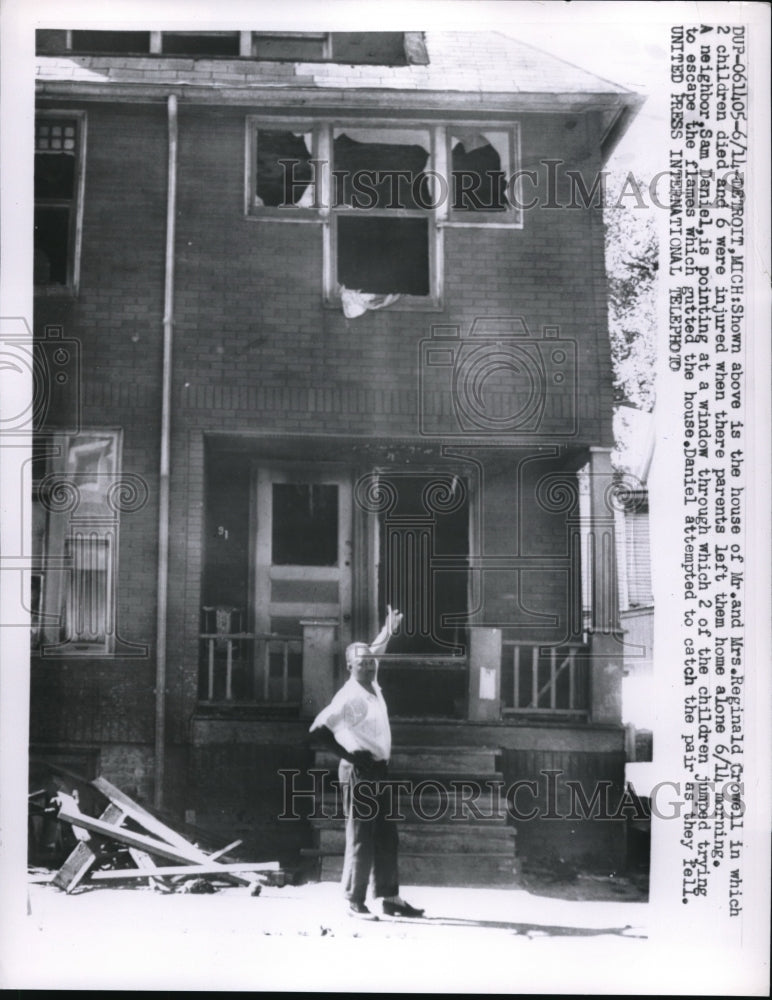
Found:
[195,433,625,727]
[196,624,594,723]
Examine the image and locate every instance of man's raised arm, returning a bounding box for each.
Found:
[368,605,403,655]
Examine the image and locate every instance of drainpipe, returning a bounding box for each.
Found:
[154,94,178,809]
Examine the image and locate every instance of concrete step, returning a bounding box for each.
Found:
[314,823,515,855]
[318,852,519,888]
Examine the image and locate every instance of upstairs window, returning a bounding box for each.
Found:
[251,32,329,61]
[161,32,240,56]
[246,119,522,310]
[69,30,151,53]
[34,113,86,291]
[331,128,433,301]
[37,30,424,64]
[449,128,521,224]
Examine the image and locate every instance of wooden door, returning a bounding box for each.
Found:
[254,468,352,701]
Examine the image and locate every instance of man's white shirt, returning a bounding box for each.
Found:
[310,676,391,762]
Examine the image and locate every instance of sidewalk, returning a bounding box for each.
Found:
[11,876,650,992]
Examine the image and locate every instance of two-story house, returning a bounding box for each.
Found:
[31,29,643,882]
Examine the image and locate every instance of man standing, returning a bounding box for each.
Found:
[310,606,425,920]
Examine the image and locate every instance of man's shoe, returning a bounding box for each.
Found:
[348,901,379,920]
[382,900,425,918]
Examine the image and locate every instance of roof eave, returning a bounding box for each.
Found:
[36,78,644,118]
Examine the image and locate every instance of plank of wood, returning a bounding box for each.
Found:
[52,802,125,893]
[127,848,174,893]
[91,861,280,881]
[91,777,204,855]
[90,778,251,887]
[55,798,256,887]
[208,839,243,862]
[56,800,206,864]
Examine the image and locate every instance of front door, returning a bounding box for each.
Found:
[374,471,470,717]
[254,467,352,702]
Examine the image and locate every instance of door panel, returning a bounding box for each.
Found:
[254,468,352,701]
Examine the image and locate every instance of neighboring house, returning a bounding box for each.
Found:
[31,30,643,880]
[613,405,655,796]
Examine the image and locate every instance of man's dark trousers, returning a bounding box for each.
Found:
[338,758,399,904]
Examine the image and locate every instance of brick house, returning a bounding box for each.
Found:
[31,30,643,882]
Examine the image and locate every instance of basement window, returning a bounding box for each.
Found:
[34,114,86,291]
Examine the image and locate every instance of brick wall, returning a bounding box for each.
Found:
[32,97,616,797]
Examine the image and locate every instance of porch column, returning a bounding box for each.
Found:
[467,627,502,721]
[300,618,338,719]
[587,447,623,724]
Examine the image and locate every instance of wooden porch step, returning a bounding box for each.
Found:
[313,747,500,773]
[316,852,519,888]
[315,786,509,823]
[312,823,515,855]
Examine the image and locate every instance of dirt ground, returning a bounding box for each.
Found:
[8,871,653,992]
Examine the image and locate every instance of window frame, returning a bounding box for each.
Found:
[31,428,122,656]
[41,30,423,64]
[446,123,523,229]
[244,118,522,310]
[244,117,322,222]
[34,110,87,295]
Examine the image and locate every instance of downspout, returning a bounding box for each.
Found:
[154,94,178,809]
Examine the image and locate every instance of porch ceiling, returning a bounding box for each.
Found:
[204,432,588,472]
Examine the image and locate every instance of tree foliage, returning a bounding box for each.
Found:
[604,177,658,412]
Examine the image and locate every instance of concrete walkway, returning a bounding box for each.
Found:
[11,876,652,992]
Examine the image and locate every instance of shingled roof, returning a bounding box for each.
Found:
[37,30,630,94]
[36,30,642,152]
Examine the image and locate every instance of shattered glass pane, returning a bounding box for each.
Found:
[256,130,313,207]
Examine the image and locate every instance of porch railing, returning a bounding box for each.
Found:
[198,632,303,704]
[372,653,468,719]
[501,642,589,717]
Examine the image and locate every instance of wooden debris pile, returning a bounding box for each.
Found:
[32,775,280,895]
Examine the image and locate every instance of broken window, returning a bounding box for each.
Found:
[254,129,314,208]
[449,130,518,222]
[37,29,425,64]
[337,217,429,296]
[251,32,329,61]
[34,115,84,288]
[246,120,522,309]
[161,32,241,57]
[69,31,151,54]
[251,32,408,64]
[330,33,407,65]
[332,128,433,303]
